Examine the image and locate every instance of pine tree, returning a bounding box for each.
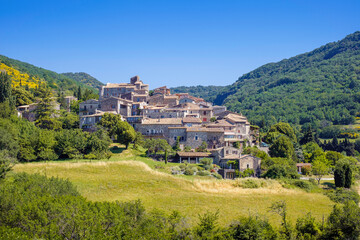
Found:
[300,126,314,145]
[35,85,61,130]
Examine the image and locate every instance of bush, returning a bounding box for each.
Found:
[84,153,97,160]
[179,164,186,171]
[184,168,195,175]
[326,188,360,204]
[308,178,317,185]
[293,180,316,192]
[280,179,318,192]
[171,166,181,175]
[197,170,210,176]
[212,173,223,179]
[242,179,261,188]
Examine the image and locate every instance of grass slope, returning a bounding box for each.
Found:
[13,149,334,226]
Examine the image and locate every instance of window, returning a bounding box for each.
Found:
[203,111,206,115]
[174,137,177,140]
[111,104,115,109]
[84,106,87,110]
[247,164,250,169]
[233,151,237,154]
[203,118,207,122]
[195,136,198,140]
[226,150,229,154]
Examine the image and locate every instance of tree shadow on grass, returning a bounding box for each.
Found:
[110,146,126,154]
[322,182,336,190]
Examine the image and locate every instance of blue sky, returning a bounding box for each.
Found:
[1,0,359,88]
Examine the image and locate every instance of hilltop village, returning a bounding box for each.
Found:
[15,76,261,179]
[78,76,261,178]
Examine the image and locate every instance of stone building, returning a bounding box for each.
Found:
[153,86,171,96]
[64,96,77,112]
[79,99,100,117]
[100,97,132,117]
[99,76,149,100]
[17,101,60,122]
[212,146,261,179]
[137,118,183,138]
[176,152,212,164]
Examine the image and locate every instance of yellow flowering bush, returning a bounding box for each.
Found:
[0,63,40,88]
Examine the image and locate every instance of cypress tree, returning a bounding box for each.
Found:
[0,72,11,103]
[344,164,353,188]
[77,86,82,101]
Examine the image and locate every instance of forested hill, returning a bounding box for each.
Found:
[61,72,104,89]
[175,31,360,127]
[0,54,98,93]
[170,85,225,103]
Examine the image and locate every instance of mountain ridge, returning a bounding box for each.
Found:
[174,31,360,127]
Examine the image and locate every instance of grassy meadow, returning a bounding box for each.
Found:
[13,147,334,226]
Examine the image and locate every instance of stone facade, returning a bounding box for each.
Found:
[79,99,100,117]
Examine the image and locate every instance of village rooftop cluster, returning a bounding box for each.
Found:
[18,76,263,179]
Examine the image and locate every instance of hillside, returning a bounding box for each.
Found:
[170,85,225,103]
[175,32,360,127]
[13,148,333,226]
[61,72,104,89]
[0,54,98,93]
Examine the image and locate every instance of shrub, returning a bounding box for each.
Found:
[292,180,316,192]
[171,166,181,175]
[84,153,97,160]
[197,170,210,176]
[212,173,222,179]
[179,164,186,171]
[184,168,195,175]
[308,178,317,185]
[280,179,317,192]
[326,188,360,204]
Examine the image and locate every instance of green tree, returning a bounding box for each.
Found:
[334,159,353,188]
[164,149,168,164]
[0,150,17,179]
[116,121,136,149]
[269,136,294,159]
[35,85,61,130]
[323,201,360,240]
[299,126,314,145]
[196,141,208,152]
[295,213,321,239]
[173,136,181,151]
[312,156,330,184]
[0,72,12,103]
[266,122,297,143]
[229,215,277,240]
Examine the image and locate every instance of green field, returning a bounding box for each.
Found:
[13,148,334,226]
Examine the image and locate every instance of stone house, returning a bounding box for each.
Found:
[212,146,261,178]
[148,94,179,107]
[64,96,77,112]
[176,152,212,164]
[79,99,100,117]
[80,112,106,131]
[100,97,132,117]
[100,76,149,99]
[296,163,312,174]
[137,118,183,138]
[153,86,171,96]
[168,127,224,150]
[18,101,60,122]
